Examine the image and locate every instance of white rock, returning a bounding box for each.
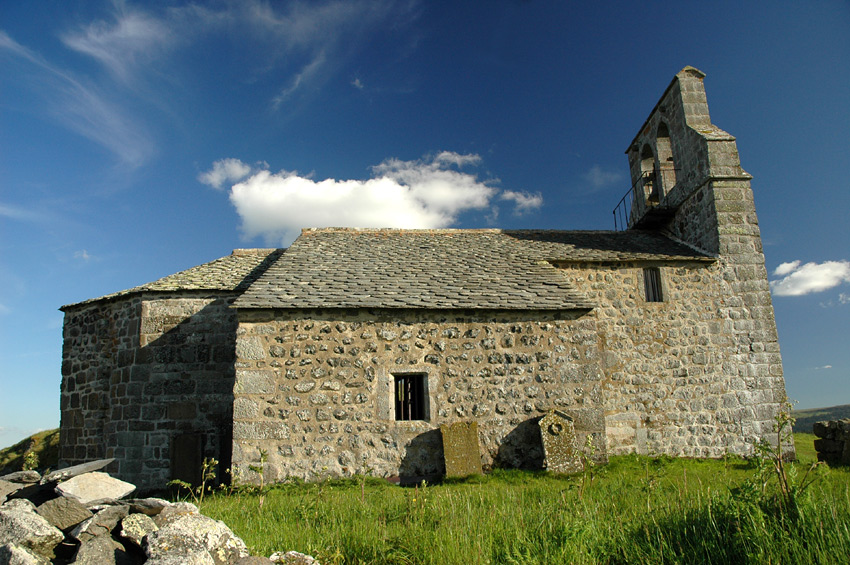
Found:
[145,514,249,565]
[0,543,51,565]
[0,507,64,560]
[120,512,158,548]
[55,472,135,505]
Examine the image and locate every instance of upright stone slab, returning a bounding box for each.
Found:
[440,421,481,478]
[42,458,114,483]
[539,411,583,474]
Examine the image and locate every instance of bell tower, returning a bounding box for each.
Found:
[616,66,790,457]
[620,66,753,255]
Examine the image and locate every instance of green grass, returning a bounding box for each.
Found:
[0,428,60,475]
[198,433,850,564]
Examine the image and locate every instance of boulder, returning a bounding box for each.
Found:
[144,514,249,565]
[0,543,51,565]
[42,458,115,484]
[36,496,93,531]
[145,551,216,565]
[236,557,274,564]
[0,471,41,484]
[270,551,318,564]
[56,472,135,505]
[0,506,64,560]
[70,533,134,565]
[3,499,36,512]
[70,505,130,543]
[120,513,158,548]
[152,501,199,527]
[0,479,21,504]
[124,498,172,516]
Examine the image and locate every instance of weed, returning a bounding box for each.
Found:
[22,451,38,471]
[167,457,219,507]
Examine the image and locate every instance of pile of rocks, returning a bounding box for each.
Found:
[0,459,317,564]
[813,419,850,465]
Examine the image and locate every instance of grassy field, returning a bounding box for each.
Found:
[3,427,848,562]
[197,433,850,564]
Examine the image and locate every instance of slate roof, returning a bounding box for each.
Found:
[61,248,283,310]
[233,228,712,311]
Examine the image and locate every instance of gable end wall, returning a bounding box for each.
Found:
[61,292,240,490]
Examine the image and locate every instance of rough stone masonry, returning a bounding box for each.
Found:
[59,66,791,491]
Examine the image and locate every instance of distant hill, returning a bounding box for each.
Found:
[793,404,850,434]
[0,428,60,475]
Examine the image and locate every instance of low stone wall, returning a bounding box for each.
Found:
[813,419,850,465]
[0,459,316,564]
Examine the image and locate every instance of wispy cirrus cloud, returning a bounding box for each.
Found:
[200,152,532,244]
[0,202,47,223]
[0,31,154,167]
[582,165,624,191]
[2,1,419,172]
[175,0,419,106]
[770,260,850,297]
[60,9,174,84]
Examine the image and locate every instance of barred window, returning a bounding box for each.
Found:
[394,373,426,421]
[644,267,664,302]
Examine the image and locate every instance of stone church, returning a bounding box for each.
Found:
[59,67,789,490]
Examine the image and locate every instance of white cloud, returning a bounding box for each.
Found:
[74,250,92,262]
[770,260,850,297]
[352,77,364,90]
[0,303,10,315]
[814,365,833,370]
[773,261,801,277]
[216,152,501,245]
[582,165,624,190]
[198,158,256,190]
[500,190,543,214]
[840,293,849,305]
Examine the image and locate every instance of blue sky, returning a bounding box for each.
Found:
[1,1,849,449]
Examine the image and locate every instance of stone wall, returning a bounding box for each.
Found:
[61,298,142,465]
[556,259,782,457]
[813,420,850,465]
[620,66,789,458]
[232,308,605,482]
[61,292,240,490]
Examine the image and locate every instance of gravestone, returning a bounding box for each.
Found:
[440,421,482,477]
[538,410,583,474]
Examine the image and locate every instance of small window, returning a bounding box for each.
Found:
[394,374,426,421]
[643,267,663,302]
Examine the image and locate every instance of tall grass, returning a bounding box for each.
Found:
[199,434,850,564]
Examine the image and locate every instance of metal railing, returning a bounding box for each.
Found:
[612,170,678,230]
[612,171,654,231]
